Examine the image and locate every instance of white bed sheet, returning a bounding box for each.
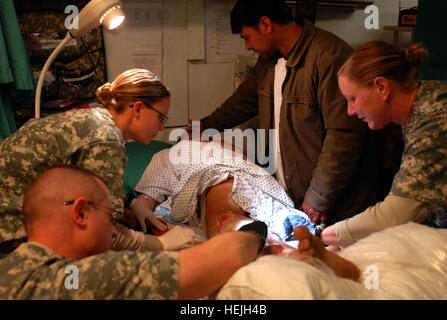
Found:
[216,222,447,300]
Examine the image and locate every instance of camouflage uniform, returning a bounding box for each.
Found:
[0,108,127,255]
[0,242,179,299]
[334,80,447,245]
[18,12,107,101]
[391,80,447,225]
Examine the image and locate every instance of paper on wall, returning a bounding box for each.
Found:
[130,46,163,80]
[205,0,239,63]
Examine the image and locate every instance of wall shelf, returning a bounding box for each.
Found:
[383,25,415,47]
[286,1,374,11]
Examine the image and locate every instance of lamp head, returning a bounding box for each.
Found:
[70,0,125,38]
[34,0,125,119]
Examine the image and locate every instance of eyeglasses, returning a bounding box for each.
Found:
[63,200,121,223]
[129,101,169,124]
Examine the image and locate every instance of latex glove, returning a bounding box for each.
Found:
[158,226,202,251]
[129,198,167,233]
[112,223,162,251]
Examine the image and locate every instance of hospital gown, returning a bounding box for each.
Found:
[135,140,314,239]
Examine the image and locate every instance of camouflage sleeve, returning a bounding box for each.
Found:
[390,117,447,205]
[72,142,127,218]
[391,81,447,207]
[55,250,180,299]
[0,248,179,299]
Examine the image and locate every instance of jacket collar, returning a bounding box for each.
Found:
[285,20,317,68]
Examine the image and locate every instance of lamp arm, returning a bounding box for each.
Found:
[34,32,74,118]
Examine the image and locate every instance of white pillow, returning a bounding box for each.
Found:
[217,223,447,300]
[216,255,370,300]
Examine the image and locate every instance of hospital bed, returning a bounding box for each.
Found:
[124,140,447,300]
[217,222,447,299]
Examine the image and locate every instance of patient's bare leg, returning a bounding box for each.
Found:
[294,226,360,281]
[202,179,359,282]
[204,178,252,238]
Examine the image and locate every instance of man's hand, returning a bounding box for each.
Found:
[300,199,327,225]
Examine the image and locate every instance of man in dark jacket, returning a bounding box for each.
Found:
[195,0,383,226]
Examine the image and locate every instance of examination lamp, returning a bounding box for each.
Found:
[34,0,125,118]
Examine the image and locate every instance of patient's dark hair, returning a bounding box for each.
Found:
[230,0,295,34]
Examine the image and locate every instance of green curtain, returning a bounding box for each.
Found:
[0,0,34,141]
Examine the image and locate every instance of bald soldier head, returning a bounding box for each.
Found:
[22,165,118,259]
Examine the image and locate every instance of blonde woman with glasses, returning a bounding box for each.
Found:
[0,68,197,258]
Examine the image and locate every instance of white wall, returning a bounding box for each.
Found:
[315,0,416,49]
[103,0,189,132]
[103,0,416,144]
